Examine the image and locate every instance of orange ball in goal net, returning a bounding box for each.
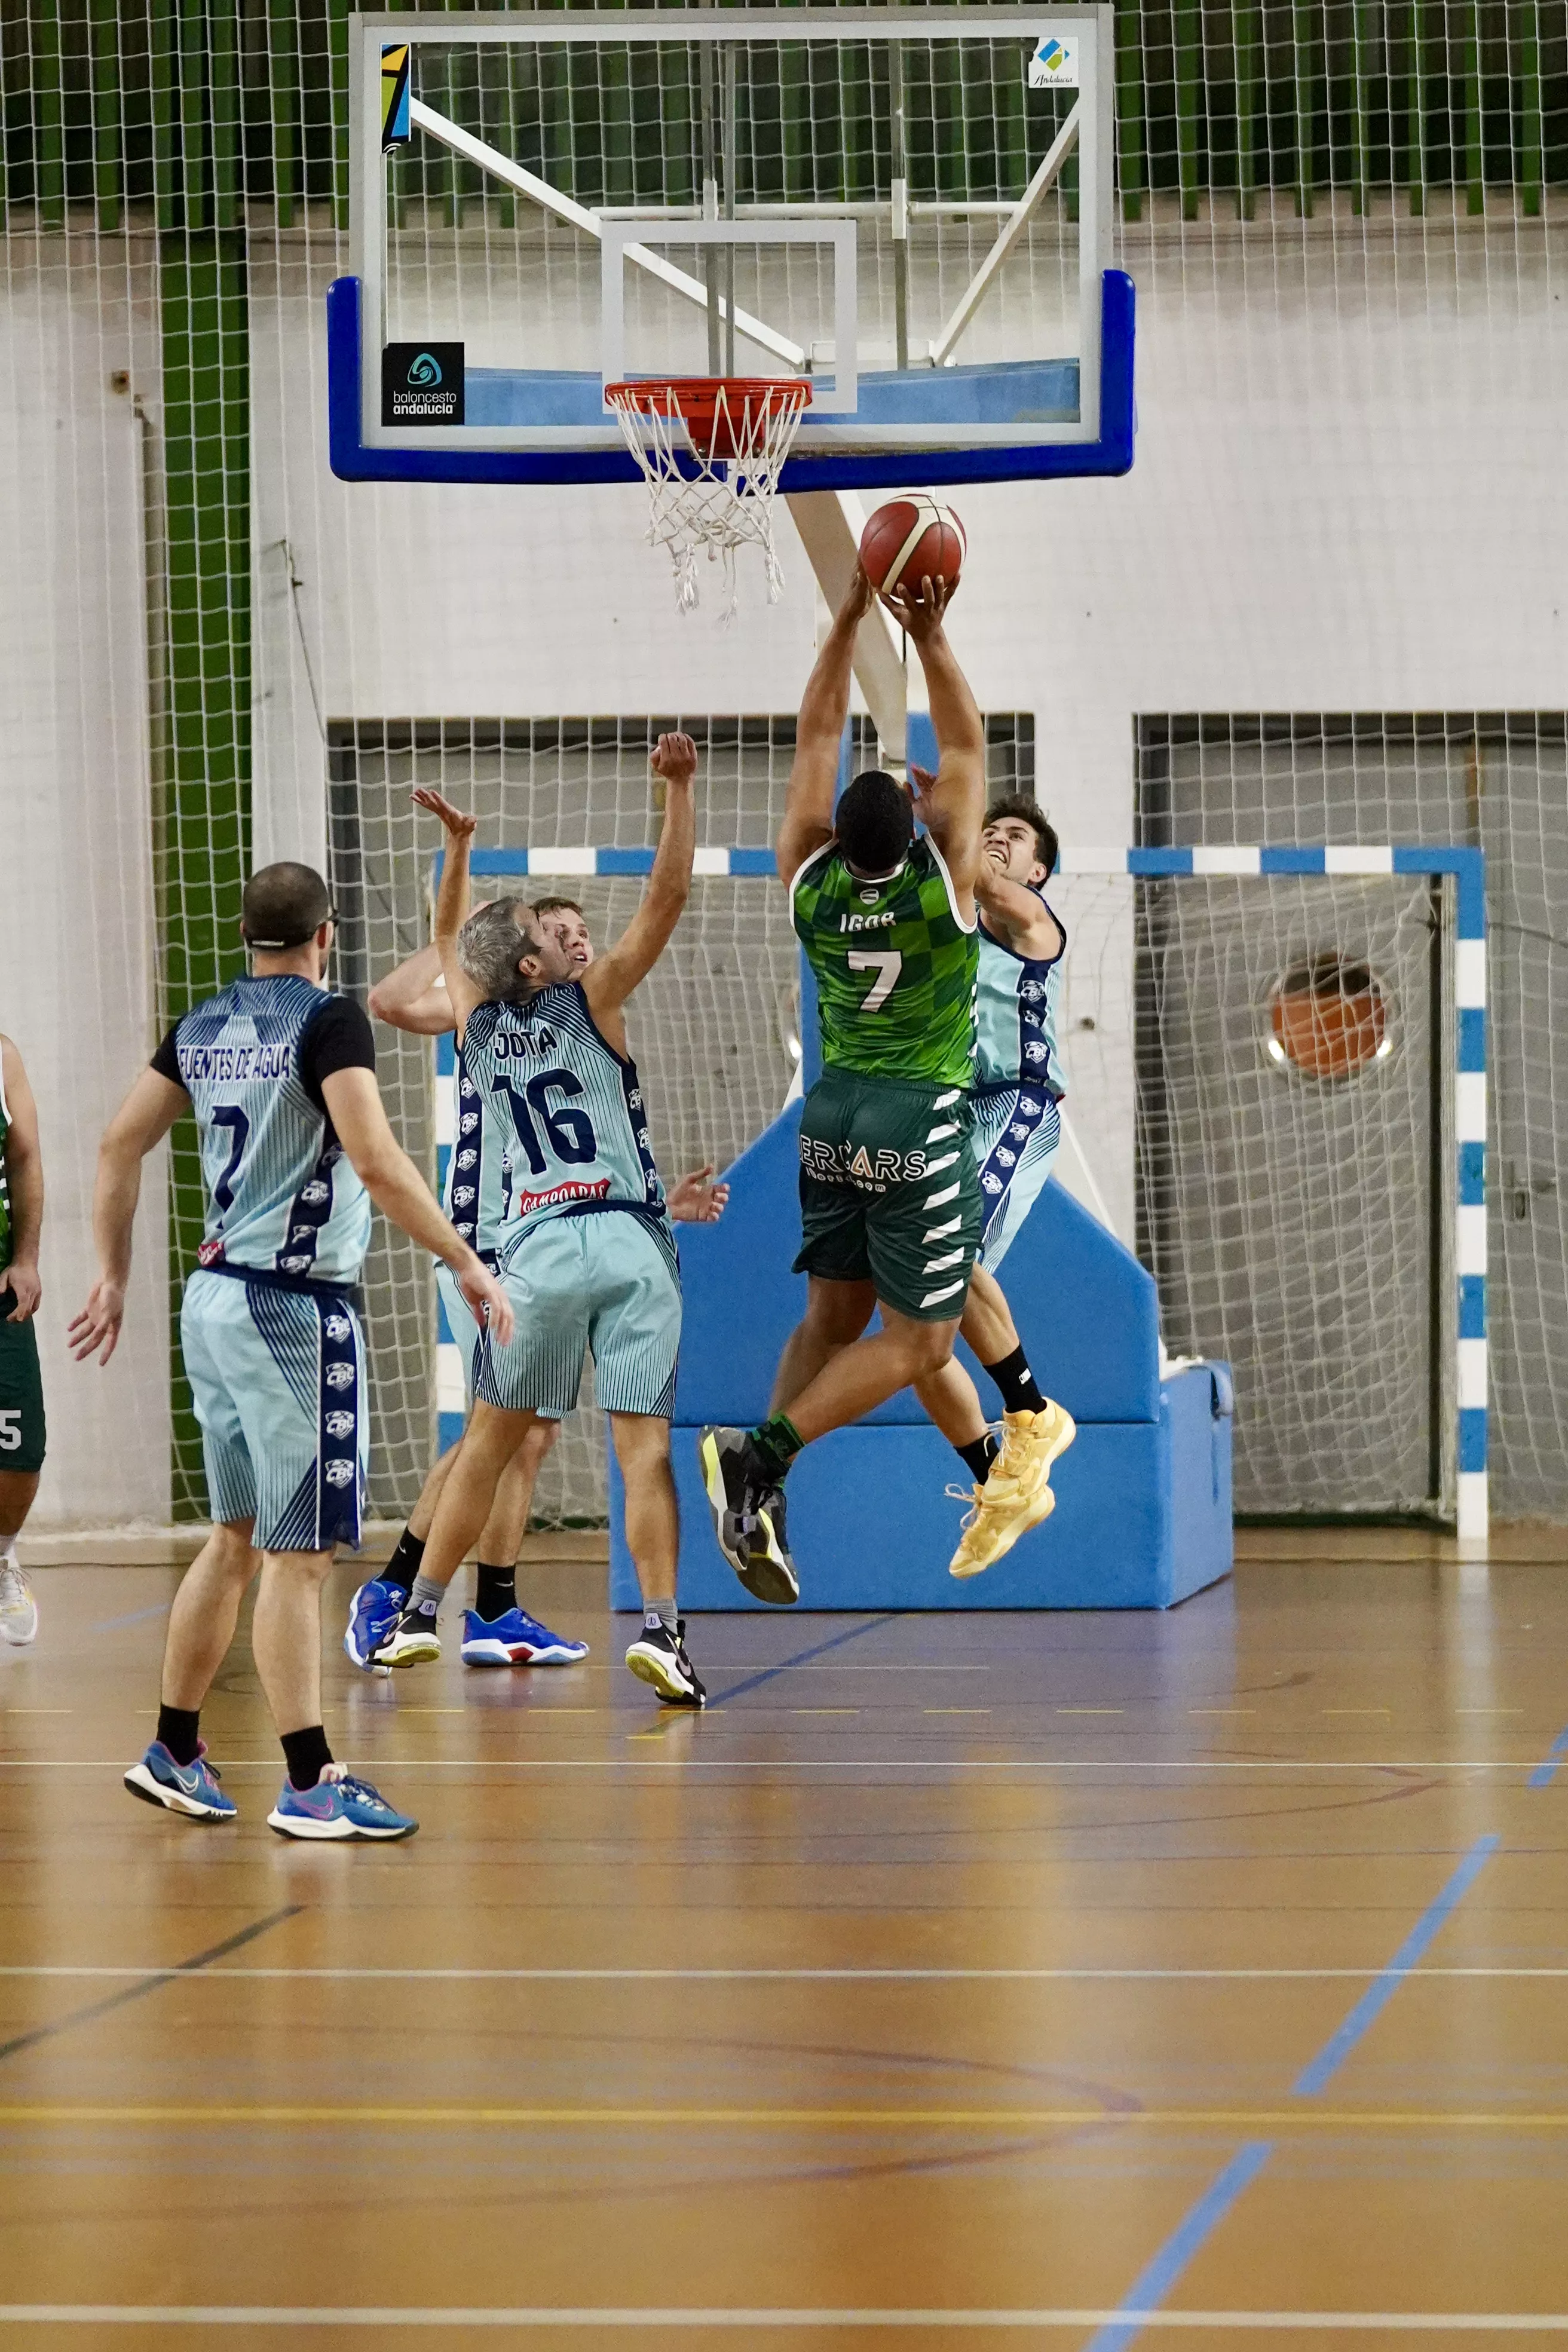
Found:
[1267,956,1389,1081]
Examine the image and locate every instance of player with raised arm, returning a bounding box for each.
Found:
[346,900,728,1674]
[698,566,996,1603]
[70,862,513,1840]
[911,797,1076,1577]
[0,1035,45,1646]
[370,740,708,1705]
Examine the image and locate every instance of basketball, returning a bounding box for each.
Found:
[1267,956,1389,1080]
[859,495,967,601]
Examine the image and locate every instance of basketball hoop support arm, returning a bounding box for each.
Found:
[408,97,805,372]
[930,101,1082,368]
[785,491,913,769]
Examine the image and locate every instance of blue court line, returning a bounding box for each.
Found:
[705,1613,901,1708]
[1290,1832,1500,2096]
[1083,1835,1500,2348]
[1081,2142,1275,2352]
[88,1601,172,1635]
[1527,1727,1568,1788]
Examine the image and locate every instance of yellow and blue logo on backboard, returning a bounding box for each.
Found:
[381,44,411,151]
[1028,35,1079,87]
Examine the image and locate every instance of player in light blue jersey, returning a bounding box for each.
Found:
[370,743,706,1705]
[346,899,727,1677]
[911,796,1076,1578]
[71,860,512,1839]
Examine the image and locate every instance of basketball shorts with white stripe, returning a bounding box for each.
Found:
[793,1065,983,1324]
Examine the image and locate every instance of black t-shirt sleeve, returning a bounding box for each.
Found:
[298,996,377,1117]
[150,1023,186,1090]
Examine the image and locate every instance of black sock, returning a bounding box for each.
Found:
[157,1704,201,1768]
[748,1412,804,1484]
[982,1344,1046,1417]
[281,1724,333,1791]
[475,1561,516,1621]
[384,1526,425,1591]
[957,1432,1000,1483]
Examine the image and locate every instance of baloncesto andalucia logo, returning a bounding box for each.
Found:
[382,341,465,426]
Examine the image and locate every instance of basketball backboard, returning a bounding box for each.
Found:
[329,7,1132,492]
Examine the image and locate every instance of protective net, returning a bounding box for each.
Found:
[4,5,1568,1534]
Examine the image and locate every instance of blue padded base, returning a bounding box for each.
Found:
[610,1366,1233,1613]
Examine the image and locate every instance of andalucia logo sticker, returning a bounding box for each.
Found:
[1028,35,1079,87]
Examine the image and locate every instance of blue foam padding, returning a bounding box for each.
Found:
[466,356,1079,433]
[672,1102,1160,1428]
[610,1367,1233,1613]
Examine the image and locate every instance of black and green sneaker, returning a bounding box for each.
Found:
[698,1427,800,1607]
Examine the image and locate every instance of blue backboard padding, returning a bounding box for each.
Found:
[611,1367,1232,1612]
[327,270,1135,490]
[466,356,1079,432]
[671,1100,1160,1427]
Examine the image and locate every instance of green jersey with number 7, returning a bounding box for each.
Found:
[789,834,979,1092]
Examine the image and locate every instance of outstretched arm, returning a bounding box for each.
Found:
[1,1037,43,1322]
[973,864,1064,960]
[775,568,876,887]
[368,942,454,1037]
[581,734,697,1046]
[885,575,986,912]
[411,789,484,1037]
[69,1066,188,1365]
[321,1067,513,1343]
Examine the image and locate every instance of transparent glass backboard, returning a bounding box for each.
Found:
[341,8,1123,485]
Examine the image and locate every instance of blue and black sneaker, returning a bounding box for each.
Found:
[344,1577,408,1671]
[267,1765,417,1842]
[460,1607,589,1668]
[124,1740,236,1821]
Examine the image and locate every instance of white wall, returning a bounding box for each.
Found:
[0,242,169,1527]
[252,216,1566,1248]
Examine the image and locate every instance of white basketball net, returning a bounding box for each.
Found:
[606,379,810,617]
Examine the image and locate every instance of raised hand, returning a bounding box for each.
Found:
[411,787,478,841]
[650,731,699,791]
[880,572,950,640]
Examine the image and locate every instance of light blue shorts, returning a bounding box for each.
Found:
[435,1260,483,1412]
[476,1209,681,1422]
[181,1267,368,1552]
[971,1086,1062,1275]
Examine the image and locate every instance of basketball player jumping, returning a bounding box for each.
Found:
[699,567,1068,1602]
[369,737,707,1705]
[70,862,513,1839]
[345,901,727,1677]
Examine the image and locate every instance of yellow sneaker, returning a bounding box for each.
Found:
[997,1401,1077,1502]
[946,1402,1076,1582]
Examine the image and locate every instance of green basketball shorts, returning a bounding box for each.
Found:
[794,1065,982,1323]
[0,1289,47,1475]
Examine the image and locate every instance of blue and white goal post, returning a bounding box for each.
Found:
[431,841,1487,1546]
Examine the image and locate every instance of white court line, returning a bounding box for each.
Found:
[1,1966,1564,1984]
[0,2307,1564,2332]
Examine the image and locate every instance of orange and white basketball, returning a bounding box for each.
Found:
[1268,957,1389,1080]
[859,495,966,601]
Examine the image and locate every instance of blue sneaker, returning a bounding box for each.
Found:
[460,1607,590,1668]
[344,1577,408,1670]
[124,1740,237,1821]
[267,1765,417,1842]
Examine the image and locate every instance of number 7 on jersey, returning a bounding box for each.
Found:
[847,950,902,1013]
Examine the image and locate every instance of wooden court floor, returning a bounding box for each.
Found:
[3,1529,1568,2348]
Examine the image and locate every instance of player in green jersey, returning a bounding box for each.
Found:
[701,562,1052,1602]
[0,1034,45,1645]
